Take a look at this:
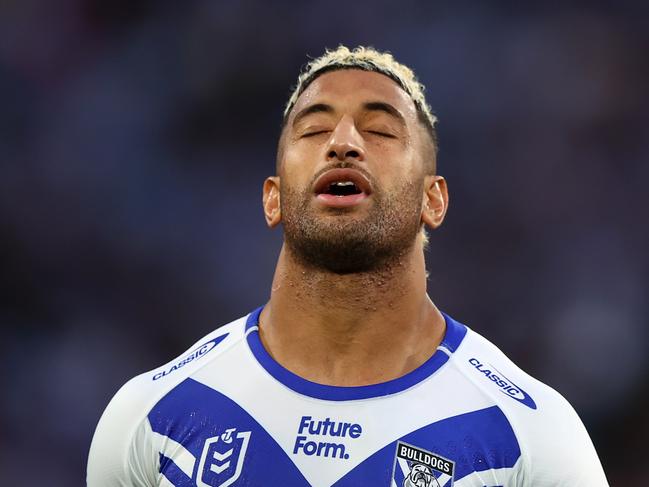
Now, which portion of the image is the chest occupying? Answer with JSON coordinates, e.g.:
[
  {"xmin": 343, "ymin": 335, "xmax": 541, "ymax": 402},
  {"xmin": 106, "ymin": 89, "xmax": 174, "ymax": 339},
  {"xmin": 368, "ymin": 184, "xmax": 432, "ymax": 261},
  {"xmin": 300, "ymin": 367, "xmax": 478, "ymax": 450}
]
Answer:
[{"xmin": 147, "ymin": 378, "xmax": 520, "ymax": 487}]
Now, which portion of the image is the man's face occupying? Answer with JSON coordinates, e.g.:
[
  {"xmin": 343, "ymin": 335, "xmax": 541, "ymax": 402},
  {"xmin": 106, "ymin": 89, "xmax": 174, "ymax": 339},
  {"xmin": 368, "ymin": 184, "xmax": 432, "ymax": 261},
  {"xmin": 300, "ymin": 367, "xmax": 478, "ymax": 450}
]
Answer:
[{"xmin": 271, "ymin": 69, "xmax": 436, "ymax": 274}]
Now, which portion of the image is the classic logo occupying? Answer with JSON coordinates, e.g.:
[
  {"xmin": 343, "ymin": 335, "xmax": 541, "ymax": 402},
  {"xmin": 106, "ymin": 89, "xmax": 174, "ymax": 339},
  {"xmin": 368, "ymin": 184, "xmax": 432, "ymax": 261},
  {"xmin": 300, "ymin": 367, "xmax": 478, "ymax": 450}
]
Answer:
[
  {"xmin": 468, "ymin": 358, "xmax": 537, "ymax": 409},
  {"xmin": 152, "ymin": 334, "xmax": 228, "ymax": 381},
  {"xmin": 197, "ymin": 427, "xmax": 251, "ymax": 487},
  {"xmin": 392, "ymin": 441, "xmax": 455, "ymax": 487}
]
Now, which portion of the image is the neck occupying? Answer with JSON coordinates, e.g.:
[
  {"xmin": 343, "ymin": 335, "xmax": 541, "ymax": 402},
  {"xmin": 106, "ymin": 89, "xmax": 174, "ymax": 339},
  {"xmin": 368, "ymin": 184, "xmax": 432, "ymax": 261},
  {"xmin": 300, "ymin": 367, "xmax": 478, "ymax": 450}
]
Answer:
[{"xmin": 258, "ymin": 242, "xmax": 446, "ymax": 386}]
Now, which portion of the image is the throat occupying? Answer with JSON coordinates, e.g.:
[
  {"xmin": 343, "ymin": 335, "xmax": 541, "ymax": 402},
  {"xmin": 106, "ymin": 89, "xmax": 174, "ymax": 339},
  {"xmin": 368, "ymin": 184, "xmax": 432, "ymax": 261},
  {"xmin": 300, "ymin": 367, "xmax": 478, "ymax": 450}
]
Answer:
[
  {"xmin": 292, "ymin": 257, "xmax": 407, "ymax": 312},
  {"xmin": 273, "ymin": 242, "xmax": 424, "ymax": 323},
  {"xmin": 260, "ymin": 245, "xmax": 440, "ymax": 387},
  {"xmin": 258, "ymin": 299, "xmax": 443, "ymax": 387}
]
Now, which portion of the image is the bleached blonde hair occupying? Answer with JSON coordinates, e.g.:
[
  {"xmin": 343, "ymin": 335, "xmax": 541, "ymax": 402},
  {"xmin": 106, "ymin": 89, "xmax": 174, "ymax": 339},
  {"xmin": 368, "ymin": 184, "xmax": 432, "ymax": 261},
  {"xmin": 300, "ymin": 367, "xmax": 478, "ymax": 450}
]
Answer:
[{"xmin": 283, "ymin": 45, "xmax": 438, "ymax": 153}]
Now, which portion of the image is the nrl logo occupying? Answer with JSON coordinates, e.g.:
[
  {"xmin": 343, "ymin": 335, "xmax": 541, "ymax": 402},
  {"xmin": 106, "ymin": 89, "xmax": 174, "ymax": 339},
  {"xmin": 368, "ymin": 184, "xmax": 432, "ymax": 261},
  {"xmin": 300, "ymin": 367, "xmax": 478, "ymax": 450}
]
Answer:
[
  {"xmin": 197, "ymin": 427, "xmax": 252, "ymax": 487},
  {"xmin": 392, "ymin": 441, "xmax": 455, "ymax": 487}
]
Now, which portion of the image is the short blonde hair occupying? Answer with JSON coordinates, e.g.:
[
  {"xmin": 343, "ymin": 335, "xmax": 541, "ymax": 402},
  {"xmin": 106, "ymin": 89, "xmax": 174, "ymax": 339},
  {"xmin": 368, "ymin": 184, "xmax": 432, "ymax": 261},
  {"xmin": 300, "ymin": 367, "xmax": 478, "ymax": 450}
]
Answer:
[{"xmin": 283, "ymin": 45, "xmax": 438, "ymax": 152}]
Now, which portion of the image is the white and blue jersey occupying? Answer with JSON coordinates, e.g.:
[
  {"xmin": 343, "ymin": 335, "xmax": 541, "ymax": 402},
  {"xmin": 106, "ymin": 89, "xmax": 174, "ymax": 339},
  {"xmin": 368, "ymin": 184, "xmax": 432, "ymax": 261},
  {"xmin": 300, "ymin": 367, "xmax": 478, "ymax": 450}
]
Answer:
[{"xmin": 87, "ymin": 307, "xmax": 608, "ymax": 486}]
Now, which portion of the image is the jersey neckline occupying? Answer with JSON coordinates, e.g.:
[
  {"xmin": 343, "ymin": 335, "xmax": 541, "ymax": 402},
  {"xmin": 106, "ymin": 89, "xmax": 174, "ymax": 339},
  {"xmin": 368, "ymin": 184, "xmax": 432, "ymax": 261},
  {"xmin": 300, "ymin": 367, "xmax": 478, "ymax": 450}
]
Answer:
[{"xmin": 244, "ymin": 306, "xmax": 467, "ymax": 401}]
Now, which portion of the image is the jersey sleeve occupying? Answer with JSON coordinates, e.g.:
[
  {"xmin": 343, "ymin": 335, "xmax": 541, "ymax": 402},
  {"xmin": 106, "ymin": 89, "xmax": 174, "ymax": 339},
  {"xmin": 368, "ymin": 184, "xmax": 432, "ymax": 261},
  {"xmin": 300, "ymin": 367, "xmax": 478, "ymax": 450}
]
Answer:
[
  {"xmin": 87, "ymin": 376, "xmax": 158, "ymax": 486},
  {"xmin": 452, "ymin": 327, "xmax": 609, "ymax": 487},
  {"xmin": 515, "ymin": 384, "xmax": 609, "ymax": 486},
  {"xmin": 86, "ymin": 324, "xmax": 240, "ymax": 486}
]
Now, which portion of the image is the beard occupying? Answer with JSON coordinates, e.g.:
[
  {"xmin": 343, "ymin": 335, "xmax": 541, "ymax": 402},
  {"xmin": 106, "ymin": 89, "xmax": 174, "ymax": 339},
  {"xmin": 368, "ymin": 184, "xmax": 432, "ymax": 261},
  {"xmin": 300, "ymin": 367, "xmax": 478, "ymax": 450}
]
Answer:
[{"xmin": 280, "ymin": 173, "xmax": 424, "ymax": 274}]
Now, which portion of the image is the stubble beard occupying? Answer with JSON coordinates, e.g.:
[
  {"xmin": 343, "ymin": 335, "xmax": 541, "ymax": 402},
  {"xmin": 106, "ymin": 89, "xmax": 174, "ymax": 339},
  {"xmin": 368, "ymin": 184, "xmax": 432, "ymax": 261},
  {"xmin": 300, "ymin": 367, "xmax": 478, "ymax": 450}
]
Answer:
[{"xmin": 281, "ymin": 178, "xmax": 424, "ymax": 275}]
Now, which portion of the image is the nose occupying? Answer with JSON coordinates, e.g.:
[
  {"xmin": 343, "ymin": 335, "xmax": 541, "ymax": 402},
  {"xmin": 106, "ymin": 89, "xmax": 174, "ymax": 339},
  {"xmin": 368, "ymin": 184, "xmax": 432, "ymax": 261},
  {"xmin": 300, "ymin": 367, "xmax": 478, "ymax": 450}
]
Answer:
[{"xmin": 325, "ymin": 115, "xmax": 365, "ymax": 162}]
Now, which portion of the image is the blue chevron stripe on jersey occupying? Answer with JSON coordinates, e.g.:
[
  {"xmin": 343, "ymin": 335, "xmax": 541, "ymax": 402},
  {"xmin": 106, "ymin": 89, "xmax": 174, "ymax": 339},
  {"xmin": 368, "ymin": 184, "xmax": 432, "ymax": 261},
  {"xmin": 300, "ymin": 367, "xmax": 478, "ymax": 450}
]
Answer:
[
  {"xmin": 148, "ymin": 378, "xmax": 311, "ymax": 486},
  {"xmin": 148, "ymin": 377, "xmax": 520, "ymax": 486},
  {"xmin": 333, "ymin": 406, "xmax": 520, "ymax": 485}
]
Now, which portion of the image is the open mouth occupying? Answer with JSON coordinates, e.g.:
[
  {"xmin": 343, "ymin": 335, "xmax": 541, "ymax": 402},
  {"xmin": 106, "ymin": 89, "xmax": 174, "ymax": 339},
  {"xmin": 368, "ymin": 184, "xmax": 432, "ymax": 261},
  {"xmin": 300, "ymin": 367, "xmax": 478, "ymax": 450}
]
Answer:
[
  {"xmin": 323, "ymin": 181, "xmax": 363, "ymax": 196},
  {"xmin": 313, "ymin": 168, "xmax": 372, "ymax": 208}
]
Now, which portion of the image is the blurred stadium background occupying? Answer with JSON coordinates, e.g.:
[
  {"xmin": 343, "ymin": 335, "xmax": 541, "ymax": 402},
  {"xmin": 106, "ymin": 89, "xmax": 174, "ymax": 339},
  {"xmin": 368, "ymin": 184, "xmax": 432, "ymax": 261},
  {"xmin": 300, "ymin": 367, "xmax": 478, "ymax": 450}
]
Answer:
[{"xmin": 1, "ymin": 1, "xmax": 647, "ymax": 485}]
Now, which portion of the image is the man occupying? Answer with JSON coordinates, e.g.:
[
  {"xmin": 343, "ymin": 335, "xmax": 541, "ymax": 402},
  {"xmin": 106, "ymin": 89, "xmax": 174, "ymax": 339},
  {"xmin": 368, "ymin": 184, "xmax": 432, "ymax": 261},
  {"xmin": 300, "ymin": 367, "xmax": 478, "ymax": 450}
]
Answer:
[{"xmin": 87, "ymin": 46, "xmax": 608, "ymax": 486}]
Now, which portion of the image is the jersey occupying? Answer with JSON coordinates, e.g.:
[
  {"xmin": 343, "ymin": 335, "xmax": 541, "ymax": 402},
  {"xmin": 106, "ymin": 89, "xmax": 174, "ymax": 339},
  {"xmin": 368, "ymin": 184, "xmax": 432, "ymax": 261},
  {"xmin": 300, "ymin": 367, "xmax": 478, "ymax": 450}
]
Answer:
[{"xmin": 87, "ymin": 307, "xmax": 608, "ymax": 487}]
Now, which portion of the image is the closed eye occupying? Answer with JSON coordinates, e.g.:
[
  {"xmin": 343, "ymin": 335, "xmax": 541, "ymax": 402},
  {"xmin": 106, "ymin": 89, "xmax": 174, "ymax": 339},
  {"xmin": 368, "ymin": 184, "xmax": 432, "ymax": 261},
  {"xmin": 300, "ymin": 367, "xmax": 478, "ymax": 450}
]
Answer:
[
  {"xmin": 366, "ymin": 130, "xmax": 397, "ymax": 138},
  {"xmin": 302, "ymin": 130, "xmax": 330, "ymax": 138}
]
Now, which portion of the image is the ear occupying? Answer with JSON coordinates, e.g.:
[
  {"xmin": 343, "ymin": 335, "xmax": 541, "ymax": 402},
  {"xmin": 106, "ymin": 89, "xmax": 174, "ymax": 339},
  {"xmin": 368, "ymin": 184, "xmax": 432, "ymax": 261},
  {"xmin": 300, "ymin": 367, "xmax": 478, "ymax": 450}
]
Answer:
[
  {"xmin": 421, "ymin": 175, "xmax": 448, "ymax": 230},
  {"xmin": 263, "ymin": 176, "xmax": 281, "ymax": 228}
]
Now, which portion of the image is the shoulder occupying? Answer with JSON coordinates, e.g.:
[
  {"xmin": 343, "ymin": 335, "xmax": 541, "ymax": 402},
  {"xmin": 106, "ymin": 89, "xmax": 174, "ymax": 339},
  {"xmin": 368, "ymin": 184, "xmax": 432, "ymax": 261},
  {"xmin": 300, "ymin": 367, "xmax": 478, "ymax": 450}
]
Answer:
[
  {"xmin": 104, "ymin": 312, "xmax": 248, "ymax": 421},
  {"xmin": 86, "ymin": 311, "xmax": 252, "ymax": 486},
  {"xmin": 148, "ymin": 315, "xmax": 247, "ymax": 383},
  {"xmin": 446, "ymin": 314, "xmax": 609, "ymax": 486},
  {"xmin": 450, "ymin": 321, "xmax": 550, "ymax": 412}
]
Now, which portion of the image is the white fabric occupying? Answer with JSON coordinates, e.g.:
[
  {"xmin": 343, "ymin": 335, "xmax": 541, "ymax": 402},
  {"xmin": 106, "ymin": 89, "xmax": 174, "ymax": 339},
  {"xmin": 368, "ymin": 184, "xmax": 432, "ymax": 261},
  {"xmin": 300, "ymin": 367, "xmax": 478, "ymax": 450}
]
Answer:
[{"xmin": 87, "ymin": 311, "xmax": 608, "ymax": 486}]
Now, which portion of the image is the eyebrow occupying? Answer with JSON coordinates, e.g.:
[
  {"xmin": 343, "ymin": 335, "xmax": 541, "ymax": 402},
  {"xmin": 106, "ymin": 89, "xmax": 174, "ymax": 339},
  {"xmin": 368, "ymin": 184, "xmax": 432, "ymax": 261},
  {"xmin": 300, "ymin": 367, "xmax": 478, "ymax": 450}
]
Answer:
[
  {"xmin": 362, "ymin": 101, "xmax": 407, "ymax": 127},
  {"xmin": 292, "ymin": 103, "xmax": 334, "ymax": 127},
  {"xmin": 292, "ymin": 101, "xmax": 407, "ymax": 127}
]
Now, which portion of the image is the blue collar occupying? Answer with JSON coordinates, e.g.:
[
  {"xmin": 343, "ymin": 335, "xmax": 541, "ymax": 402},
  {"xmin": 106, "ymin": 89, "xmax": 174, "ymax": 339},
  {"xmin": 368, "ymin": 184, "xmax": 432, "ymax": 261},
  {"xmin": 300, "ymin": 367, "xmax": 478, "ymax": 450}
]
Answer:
[{"xmin": 245, "ymin": 306, "xmax": 467, "ymax": 401}]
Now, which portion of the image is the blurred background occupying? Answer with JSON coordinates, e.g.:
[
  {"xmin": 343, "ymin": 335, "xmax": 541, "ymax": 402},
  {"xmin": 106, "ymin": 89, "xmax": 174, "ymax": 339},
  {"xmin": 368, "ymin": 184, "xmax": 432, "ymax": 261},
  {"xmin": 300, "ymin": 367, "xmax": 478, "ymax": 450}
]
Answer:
[{"xmin": 1, "ymin": 0, "xmax": 647, "ymax": 485}]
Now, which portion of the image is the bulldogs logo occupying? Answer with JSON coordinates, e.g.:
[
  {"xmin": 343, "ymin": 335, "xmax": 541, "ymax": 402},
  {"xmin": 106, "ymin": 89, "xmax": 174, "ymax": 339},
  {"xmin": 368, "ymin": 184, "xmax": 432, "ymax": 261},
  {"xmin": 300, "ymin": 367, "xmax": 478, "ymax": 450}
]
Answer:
[
  {"xmin": 197, "ymin": 427, "xmax": 251, "ymax": 487},
  {"xmin": 404, "ymin": 463, "xmax": 438, "ymax": 487},
  {"xmin": 392, "ymin": 441, "xmax": 455, "ymax": 487}
]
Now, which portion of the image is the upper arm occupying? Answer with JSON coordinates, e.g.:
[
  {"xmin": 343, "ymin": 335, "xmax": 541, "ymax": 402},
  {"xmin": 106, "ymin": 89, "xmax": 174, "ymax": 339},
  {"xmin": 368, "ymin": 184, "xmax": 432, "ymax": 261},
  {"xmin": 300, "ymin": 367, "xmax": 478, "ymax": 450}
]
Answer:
[
  {"xmin": 87, "ymin": 380, "xmax": 157, "ymax": 486},
  {"xmin": 516, "ymin": 390, "xmax": 608, "ymax": 486}
]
